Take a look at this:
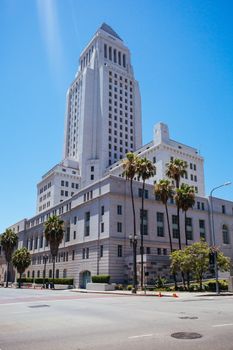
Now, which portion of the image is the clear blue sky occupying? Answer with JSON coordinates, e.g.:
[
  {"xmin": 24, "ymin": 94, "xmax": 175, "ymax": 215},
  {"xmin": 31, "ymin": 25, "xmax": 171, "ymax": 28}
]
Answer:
[{"xmin": 1, "ymin": 0, "xmax": 233, "ymax": 232}]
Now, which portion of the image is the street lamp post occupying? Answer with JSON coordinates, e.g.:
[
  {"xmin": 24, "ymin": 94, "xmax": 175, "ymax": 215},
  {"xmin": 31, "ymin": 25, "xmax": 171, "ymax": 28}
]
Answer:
[
  {"xmin": 129, "ymin": 234, "xmax": 138, "ymax": 294},
  {"xmin": 43, "ymin": 255, "xmax": 48, "ymax": 288},
  {"xmin": 209, "ymin": 182, "xmax": 231, "ymax": 295}
]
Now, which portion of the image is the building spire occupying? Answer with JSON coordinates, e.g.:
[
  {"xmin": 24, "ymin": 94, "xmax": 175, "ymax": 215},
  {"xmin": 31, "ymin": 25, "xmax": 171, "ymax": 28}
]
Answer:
[{"xmin": 99, "ymin": 23, "xmax": 123, "ymax": 41}]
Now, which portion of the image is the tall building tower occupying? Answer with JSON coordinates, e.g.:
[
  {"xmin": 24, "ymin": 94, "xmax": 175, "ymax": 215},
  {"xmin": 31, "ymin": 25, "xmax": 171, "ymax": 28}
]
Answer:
[
  {"xmin": 63, "ymin": 23, "xmax": 142, "ymax": 187},
  {"xmin": 36, "ymin": 23, "xmax": 142, "ymax": 213}
]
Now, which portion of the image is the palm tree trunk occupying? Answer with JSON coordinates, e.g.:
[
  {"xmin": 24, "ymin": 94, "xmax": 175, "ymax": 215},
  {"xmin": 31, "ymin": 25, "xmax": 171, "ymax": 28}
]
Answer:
[
  {"xmin": 185, "ymin": 211, "xmax": 188, "ymax": 246},
  {"xmin": 177, "ymin": 206, "xmax": 181, "ymax": 250},
  {"xmin": 6, "ymin": 262, "xmax": 9, "ymax": 288},
  {"xmin": 165, "ymin": 203, "xmax": 173, "ymax": 253},
  {"xmin": 165, "ymin": 203, "xmax": 177, "ymax": 289},
  {"xmin": 130, "ymin": 179, "xmax": 137, "ymax": 294},
  {"xmin": 19, "ymin": 272, "xmax": 22, "ymax": 288},
  {"xmin": 140, "ymin": 180, "xmax": 145, "ymax": 290},
  {"xmin": 52, "ymin": 257, "xmax": 55, "ymax": 289}
]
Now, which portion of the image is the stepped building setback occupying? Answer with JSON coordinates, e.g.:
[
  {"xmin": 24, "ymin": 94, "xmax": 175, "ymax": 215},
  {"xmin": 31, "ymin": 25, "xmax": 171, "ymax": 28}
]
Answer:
[{"xmin": 1, "ymin": 24, "xmax": 232, "ymax": 287}]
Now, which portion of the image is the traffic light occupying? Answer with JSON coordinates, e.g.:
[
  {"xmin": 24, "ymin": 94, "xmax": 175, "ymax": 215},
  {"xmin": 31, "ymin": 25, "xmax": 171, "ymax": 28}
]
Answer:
[{"xmin": 209, "ymin": 252, "xmax": 215, "ymax": 265}]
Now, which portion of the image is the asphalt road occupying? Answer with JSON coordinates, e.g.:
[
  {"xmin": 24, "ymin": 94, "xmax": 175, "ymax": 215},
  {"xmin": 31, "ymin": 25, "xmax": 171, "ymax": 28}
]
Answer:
[{"xmin": 0, "ymin": 288, "xmax": 233, "ymax": 350}]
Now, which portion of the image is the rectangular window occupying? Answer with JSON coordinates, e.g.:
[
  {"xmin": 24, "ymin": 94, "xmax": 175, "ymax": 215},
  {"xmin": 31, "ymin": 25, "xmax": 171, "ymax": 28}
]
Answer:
[
  {"xmin": 138, "ymin": 188, "xmax": 149, "ymax": 199},
  {"xmin": 157, "ymin": 248, "xmax": 161, "ymax": 255},
  {"xmin": 40, "ymin": 236, "xmax": 43, "ymax": 248},
  {"xmin": 101, "ymin": 222, "xmax": 104, "ymax": 233},
  {"xmin": 82, "ymin": 248, "xmax": 85, "ymax": 259},
  {"xmin": 201, "ymin": 203, "xmax": 205, "ymax": 211},
  {"xmin": 199, "ymin": 220, "xmax": 205, "ymax": 239},
  {"xmin": 73, "ymin": 230, "xmax": 76, "ymax": 240},
  {"xmin": 85, "ymin": 212, "xmax": 90, "ymax": 236},
  {"xmin": 117, "ymin": 245, "xmax": 122, "ymax": 257},
  {"xmin": 72, "ymin": 250, "xmax": 75, "ymax": 260},
  {"xmin": 74, "ymin": 216, "xmax": 77, "ymax": 225},
  {"xmin": 222, "ymin": 205, "xmax": 226, "ymax": 214},
  {"xmin": 157, "ymin": 212, "xmax": 164, "ymax": 237},
  {"xmin": 172, "ymin": 215, "xmax": 179, "ymax": 239},
  {"xmin": 117, "ymin": 222, "xmax": 122, "ymax": 233},
  {"xmin": 123, "ymin": 53, "xmax": 126, "ymax": 67},
  {"xmin": 185, "ymin": 217, "xmax": 193, "ymax": 241},
  {"xmin": 100, "ymin": 245, "xmax": 103, "ymax": 258},
  {"xmin": 65, "ymin": 227, "xmax": 70, "ymax": 242},
  {"xmin": 101, "ymin": 206, "xmax": 104, "ymax": 216},
  {"xmin": 146, "ymin": 247, "xmax": 151, "ymax": 254},
  {"xmin": 86, "ymin": 247, "xmax": 89, "ymax": 259},
  {"xmin": 140, "ymin": 209, "xmax": 148, "ymax": 235},
  {"xmin": 117, "ymin": 205, "xmax": 122, "ymax": 215},
  {"xmin": 163, "ymin": 248, "xmax": 167, "ymax": 255},
  {"xmin": 104, "ymin": 44, "xmax": 107, "ymax": 58}
]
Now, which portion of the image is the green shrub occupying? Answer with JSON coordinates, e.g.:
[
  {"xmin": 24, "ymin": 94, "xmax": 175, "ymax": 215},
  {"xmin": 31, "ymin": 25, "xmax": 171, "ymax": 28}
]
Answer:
[
  {"xmin": 203, "ymin": 279, "xmax": 228, "ymax": 292},
  {"xmin": 17, "ymin": 278, "xmax": 73, "ymax": 285},
  {"xmin": 92, "ymin": 275, "xmax": 110, "ymax": 284},
  {"xmin": 115, "ymin": 284, "xmax": 123, "ymax": 290},
  {"xmin": 127, "ymin": 284, "xmax": 132, "ymax": 291}
]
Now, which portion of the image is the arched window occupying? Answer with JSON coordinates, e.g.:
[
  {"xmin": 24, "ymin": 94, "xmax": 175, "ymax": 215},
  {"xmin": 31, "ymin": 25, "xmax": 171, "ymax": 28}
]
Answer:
[
  {"xmin": 56, "ymin": 269, "xmax": 59, "ymax": 278},
  {"xmin": 49, "ymin": 269, "xmax": 52, "ymax": 278},
  {"xmin": 222, "ymin": 225, "xmax": 230, "ymax": 244},
  {"xmin": 27, "ymin": 271, "xmax": 30, "ymax": 278},
  {"xmin": 63, "ymin": 269, "xmax": 67, "ymax": 278},
  {"xmin": 32, "ymin": 270, "xmax": 35, "ymax": 278},
  {"xmin": 37, "ymin": 270, "xmax": 40, "ymax": 278}
]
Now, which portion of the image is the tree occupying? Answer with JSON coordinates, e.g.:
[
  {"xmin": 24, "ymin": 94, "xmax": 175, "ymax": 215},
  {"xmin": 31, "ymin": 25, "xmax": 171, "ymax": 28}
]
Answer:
[
  {"xmin": 216, "ymin": 250, "xmax": 231, "ymax": 272},
  {"xmin": 44, "ymin": 215, "xmax": 64, "ymax": 287},
  {"xmin": 154, "ymin": 179, "xmax": 174, "ymax": 253},
  {"xmin": 122, "ymin": 152, "xmax": 140, "ymax": 293},
  {"xmin": 175, "ymin": 184, "xmax": 195, "ymax": 246},
  {"xmin": 186, "ymin": 241, "xmax": 210, "ymax": 291},
  {"xmin": 137, "ymin": 157, "xmax": 155, "ymax": 289},
  {"xmin": 1, "ymin": 229, "xmax": 18, "ymax": 287},
  {"xmin": 12, "ymin": 247, "xmax": 31, "ymax": 288},
  {"xmin": 170, "ymin": 249, "xmax": 192, "ymax": 289},
  {"xmin": 166, "ymin": 159, "xmax": 188, "ymax": 249}
]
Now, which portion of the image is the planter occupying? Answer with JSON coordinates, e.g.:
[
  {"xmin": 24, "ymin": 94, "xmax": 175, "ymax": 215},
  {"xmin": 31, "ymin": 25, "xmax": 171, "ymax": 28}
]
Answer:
[{"xmin": 86, "ymin": 283, "xmax": 116, "ymax": 291}]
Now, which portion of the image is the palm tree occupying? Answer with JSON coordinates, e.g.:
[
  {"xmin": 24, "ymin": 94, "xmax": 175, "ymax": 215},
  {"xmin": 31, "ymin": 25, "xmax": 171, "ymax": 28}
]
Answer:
[
  {"xmin": 154, "ymin": 179, "xmax": 174, "ymax": 253},
  {"xmin": 44, "ymin": 215, "xmax": 64, "ymax": 287},
  {"xmin": 122, "ymin": 152, "xmax": 140, "ymax": 293},
  {"xmin": 166, "ymin": 158, "xmax": 188, "ymax": 189},
  {"xmin": 1, "ymin": 229, "xmax": 18, "ymax": 287},
  {"xmin": 166, "ymin": 158, "xmax": 188, "ymax": 249},
  {"xmin": 176, "ymin": 184, "xmax": 195, "ymax": 246},
  {"xmin": 154, "ymin": 179, "xmax": 178, "ymax": 289},
  {"xmin": 12, "ymin": 247, "xmax": 31, "ymax": 288},
  {"xmin": 137, "ymin": 157, "xmax": 155, "ymax": 289}
]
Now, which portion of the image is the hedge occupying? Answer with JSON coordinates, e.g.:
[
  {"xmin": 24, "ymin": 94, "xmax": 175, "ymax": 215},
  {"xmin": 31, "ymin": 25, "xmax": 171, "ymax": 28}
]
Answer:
[
  {"xmin": 17, "ymin": 278, "xmax": 74, "ymax": 285},
  {"xmin": 92, "ymin": 275, "xmax": 110, "ymax": 283}
]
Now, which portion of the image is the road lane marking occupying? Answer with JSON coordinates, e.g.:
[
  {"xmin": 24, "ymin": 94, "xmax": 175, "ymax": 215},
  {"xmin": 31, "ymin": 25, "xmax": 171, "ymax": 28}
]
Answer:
[
  {"xmin": 212, "ymin": 323, "xmax": 233, "ymax": 327},
  {"xmin": 128, "ymin": 334, "xmax": 153, "ymax": 339}
]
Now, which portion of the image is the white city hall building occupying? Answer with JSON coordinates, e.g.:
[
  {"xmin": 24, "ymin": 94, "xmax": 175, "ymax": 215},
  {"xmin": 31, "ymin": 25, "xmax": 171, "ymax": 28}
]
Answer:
[{"xmin": 1, "ymin": 24, "xmax": 233, "ymax": 287}]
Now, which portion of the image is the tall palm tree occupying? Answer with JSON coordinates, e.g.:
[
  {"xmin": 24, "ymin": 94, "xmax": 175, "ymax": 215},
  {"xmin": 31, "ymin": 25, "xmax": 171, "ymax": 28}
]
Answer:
[
  {"xmin": 137, "ymin": 157, "xmax": 155, "ymax": 289},
  {"xmin": 166, "ymin": 158, "xmax": 187, "ymax": 249},
  {"xmin": 1, "ymin": 229, "xmax": 18, "ymax": 287},
  {"xmin": 154, "ymin": 179, "xmax": 178, "ymax": 289},
  {"xmin": 122, "ymin": 152, "xmax": 140, "ymax": 293},
  {"xmin": 176, "ymin": 184, "xmax": 195, "ymax": 246},
  {"xmin": 154, "ymin": 179, "xmax": 174, "ymax": 253},
  {"xmin": 12, "ymin": 247, "xmax": 31, "ymax": 288},
  {"xmin": 44, "ymin": 215, "xmax": 64, "ymax": 287},
  {"xmin": 166, "ymin": 158, "xmax": 188, "ymax": 189}
]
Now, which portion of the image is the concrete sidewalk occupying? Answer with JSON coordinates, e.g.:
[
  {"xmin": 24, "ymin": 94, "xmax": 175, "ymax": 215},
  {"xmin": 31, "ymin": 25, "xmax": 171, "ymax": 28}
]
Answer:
[{"xmin": 71, "ymin": 288, "xmax": 233, "ymax": 298}]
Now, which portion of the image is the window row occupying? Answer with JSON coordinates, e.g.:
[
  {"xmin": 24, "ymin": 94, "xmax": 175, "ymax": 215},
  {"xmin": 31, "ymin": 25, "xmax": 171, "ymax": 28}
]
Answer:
[{"xmin": 104, "ymin": 44, "xmax": 126, "ymax": 67}]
